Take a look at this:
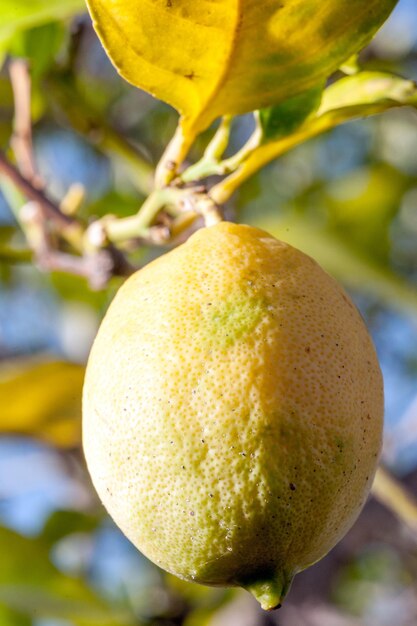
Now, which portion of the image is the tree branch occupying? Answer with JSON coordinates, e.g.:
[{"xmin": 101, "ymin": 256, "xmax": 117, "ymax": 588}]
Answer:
[
  {"xmin": 9, "ymin": 59, "xmax": 40, "ymax": 184},
  {"xmin": 0, "ymin": 151, "xmax": 134, "ymax": 285},
  {"xmin": 0, "ymin": 150, "xmax": 79, "ymax": 232}
]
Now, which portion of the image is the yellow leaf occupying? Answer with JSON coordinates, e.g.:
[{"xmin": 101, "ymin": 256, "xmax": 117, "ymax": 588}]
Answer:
[
  {"xmin": 0, "ymin": 359, "xmax": 84, "ymax": 448},
  {"xmin": 86, "ymin": 0, "xmax": 397, "ymax": 135}
]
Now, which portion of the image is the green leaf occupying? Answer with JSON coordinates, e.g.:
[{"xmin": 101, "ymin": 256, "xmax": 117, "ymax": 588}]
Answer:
[
  {"xmin": 259, "ymin": 83, "xmax": 324, "ymax": 142},
  {"xmin": 0, "ymin": 359, "xmax": 85, "ymax": 448},
  {"xmin": 318, "ymin": 71, "xmax": 417, "ymax": 117},
  {"xmin": 0, "ymin": 226, "xmax": 16, "ymax": 246},
  {"xmin": 0, "ymin": 605, "xmax": 30, "ymax": 626},
  {"xmin": 41, "ymin": 510, "xmax": 101, "ymax": 545},
  {"xmin": 9, "ymin": 22, "xmax": 66, "ymax": 80},
  {"xmin": 0, "ymin": 0, "xmax": 84, "ymax": 53},
  {"xmin": 0, "ymin": 229, "xmax": 32, "ymax": 265},
  {"xmin": 0, "ymin": 525, "xmax": 134, "ymax": 625},
  {"xmin": 0, "ymin": 247, "xmax": 32, "ymax": 264},
  {"xmin": 323, "ymin": 163, "xmax": 405, "ymax": 264},
  {"xmin": 86, "ymin": 0, "xmax": 397, "ymax": 134},
  {"xmin": 221, "ymin": 71, "xmax": 417, "ymax": 202}
]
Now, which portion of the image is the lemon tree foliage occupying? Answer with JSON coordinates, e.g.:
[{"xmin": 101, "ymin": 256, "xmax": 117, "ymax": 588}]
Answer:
[
  {"xmin": 83, "ymin": 223, "xmax": 383, "ymax": 610},
  {"xmin": 0, "ymin": 525, "xmax": 134, "ymax": 626},
  {"xmin": 0, "ymin": 360, "xmax": 84, "ymax": 448},
  {"xmin": 0, "ymin": 605, "xmax": 30, "ymax": 626},
  {"xmin": 85, "ymin": 0, "xmax": 397, "ymax": 136},
  {"xmin": 258, "ymin": 83, "xmax": 325, "ymax": 142},
  {"xmin": 0, "ymin": 0, "xmax": 84, "ymax": 54},
  {"xmin": 214, "ymin": 72, "xmax": 417, "ymax": 205},
  {"xmin": 259, "ymin": 72, "xmax": 417, "ymax": 145},
  {"xmin": 318, "ymin": 71, "xmax": 417, "ymax": 116},
  {"xmin": 0, "ymin": 227, "xmax": 31, "ymax": 264},
  {"xmin": 9, "ymin": 22, "xmax": 67, "ymax": 81}
]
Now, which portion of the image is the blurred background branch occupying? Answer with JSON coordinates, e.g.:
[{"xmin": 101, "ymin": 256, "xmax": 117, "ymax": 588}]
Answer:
[
  {"xmin": 373, "ymin": 467, "xmax": 417, "ymax": 534},
  {"xmin": 9, "ymin": 58, "xmax": 40, "ymax": 184},
  {"xmin": 47, "ymin": 74, "xmax": 155, "ymax": 195}
]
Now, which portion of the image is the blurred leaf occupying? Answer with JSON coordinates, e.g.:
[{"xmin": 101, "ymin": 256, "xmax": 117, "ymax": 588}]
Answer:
[
  {"xmin": 9, "ymin": 22, "xmax": 66, "ymax": 80},
  {"xmin": 0, "ymin": 177, "xmax": 28, "ymax": 223},
  {"xmin": 0, "ymin": 226, "xmax": 15, "ymax": 245},
  {"xmin": 184, "ymin": 609, "xmax": 223, "ymax": 626},
  {"xmin": 333, "ymin": 544, "xmax": 410, "ymax": 616},
  {"xmin": 322, "ymin": 163, "xmax": 405, "ymax": 264},
  {"xmin": 46, "ymin": 76, "xmax": 154, "ymax": 196},
  {"xmin": 0, "ymin": 0, "xmax": 84, "ymax": 53},
  {"xmin": 42, "ymin": 510, "xmax": 101, "ymax": 545},
  {"xmin": 0, "ymin": 525, "xmax": 134, "ymax": 625},
  {"xmin": 253, "ymin": 213, "xmax": 417, "ymax": 316},
  {"xmin": 86, "ymin": 0, "xmax": 396, "ymax": 133},
  {"xmin": 0, "ymin": 247, "xmax": 32, "ymax": 264},
  {"xmin": 50, "ymin": 272, "xmax": 114, "ymax": 311},
  {"xmin": 259, "ymin": 83, "xmax": 324, "ymax": 142},
  {"xmin": 86, "ymin": 188, "xmax": 143, "ymax": 220},
  {"xmin": 0, "ymin": 226, "xmax": 32, "ymax": 266},
  {"xmin": 0, "ymin": 359, "xmax": 85, "ymax": 448},
  {"xmin": 372, "ymin": 467, "xmax": 417, "ymax": 535},
  {"xmin": 0, "ymin": 605, "xmax": 30, "ymax": 626}
]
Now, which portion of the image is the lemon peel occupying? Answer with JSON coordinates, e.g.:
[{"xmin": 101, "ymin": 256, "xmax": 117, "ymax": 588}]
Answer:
[{"xmin": 83, "ymin": 222, "xmax": 383, "ymax": 610}]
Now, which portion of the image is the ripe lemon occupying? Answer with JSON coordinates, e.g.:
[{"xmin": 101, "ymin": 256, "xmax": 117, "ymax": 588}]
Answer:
[{"xmin": 83, "ymin": 222, "xmax": 383, "ymax": 610}]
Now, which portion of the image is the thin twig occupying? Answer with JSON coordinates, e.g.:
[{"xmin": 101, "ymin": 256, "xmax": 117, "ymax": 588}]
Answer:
[
  {"xmin": 154, "ymin": 119, "xmax": 199, "ymax": 188},
  {"xmin": 1, "ymin": 58, "xmax": 135, "ymax": 286},
  {"xmin": 98, "ymin": 186, "xmax": 222, "ymax": 244},
  {"xmin": 210, "ymin": 94, "xmax": 417, "ymax": 205},
  {"xmin": 0, "ymin": 151, "xmax": 78, "ymax": 231},
  {"xmin": 7, "ymin": 59, "xmax": 77, "ymax": 236},
  {"xmin": 0, "ymin": 152, "xmax": 134, "ymax": 285},
  {"xmin": 9, "ymin": 59, "xmax": 40, "ymax": 184}
]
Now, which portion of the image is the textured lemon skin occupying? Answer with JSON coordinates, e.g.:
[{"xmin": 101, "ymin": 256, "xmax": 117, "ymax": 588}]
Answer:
[{"xmin": 83, "ymin": 222, "xmax": 383, "ymax": 602}]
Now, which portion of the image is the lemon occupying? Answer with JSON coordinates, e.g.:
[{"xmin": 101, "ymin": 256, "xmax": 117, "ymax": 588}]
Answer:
[{"xmin": 83, "ymin": 222, "xmax": 383, "ymax": 610}]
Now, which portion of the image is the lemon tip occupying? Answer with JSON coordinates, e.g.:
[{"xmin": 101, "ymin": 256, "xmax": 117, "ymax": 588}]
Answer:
[{"xmin": 241, "ymin": 570, "xmax": 294, "ymax": 611}]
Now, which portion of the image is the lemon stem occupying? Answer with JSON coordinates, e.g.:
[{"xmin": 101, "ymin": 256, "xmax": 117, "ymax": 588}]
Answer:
[{"xmin": 242, "ymin": 571, "xmax": 294, "ymax": 611}]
